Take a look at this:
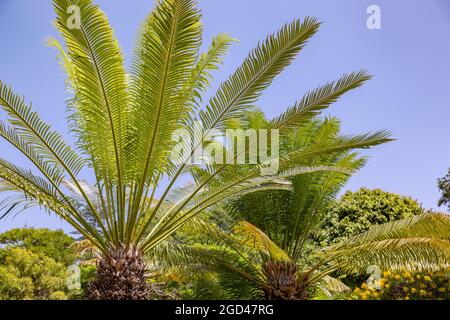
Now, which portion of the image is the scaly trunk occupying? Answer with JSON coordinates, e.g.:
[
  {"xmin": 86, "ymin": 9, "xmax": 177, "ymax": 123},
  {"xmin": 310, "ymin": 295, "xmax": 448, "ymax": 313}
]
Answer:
[
  {"xmin": 262, "ymin": 260, "xmax": 309, "ymax": 300},
  {"xmin": 88, "ymin": 245, "xmax": 151, "ymax": 300}
]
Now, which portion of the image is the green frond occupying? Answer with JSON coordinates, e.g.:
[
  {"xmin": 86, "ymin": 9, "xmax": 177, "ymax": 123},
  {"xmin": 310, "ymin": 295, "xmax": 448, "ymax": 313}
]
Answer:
[
  {"xmin": 0, "ymin": 81, "xmax": 84, "ymax": 178},
  {"xmin": 189, "ymin": 33, "xmax": 237, "ymax": 107},
  {"xmin": 270, "ymin": 71, "xmax": 371, "ymax": 132},
  {"xmin": 53, "ymin": 0, "xmax": 129, "ymax": 182},
  {"xmin": 0, "ymin": 157, "xmax": 108, "ymax": 250},
  {"xmin": 234, "ymin": 221, "xmax": 290, "ymax": 261},
  {"xmin": 324, "ymin": 213, "xmax": 450, "ymax": 274},
  {"xmin": 319, "ymin": 275, "xmax": 350, "ymax": 293},
  {"xmin": 129, "ymin": 0, "xmax": 202, "ymax": 182},
  {"xmin": 339, "ymin": 211, "xmax": 450, "ymax": 244},
  {"xmin": 0, "ymin": 121, "xmax": 65, "ymax": 185},
  {"xmin": 0, "ymin": 159, "xmax": 78, "ymax": 229},
  {"xmin": 200, "ymin": 17, "xmax": 320, "ymax": 130},
  {"xmin": 0, "ymin": 158, "xmax": 59, "ymax": 209},
  {"xmin": 284, "ymin": 130, "xmax": 393, "ymax": 167},
  {"xmin": 328, "ymin": 237, "xmax": 450, "ymax": 274}
]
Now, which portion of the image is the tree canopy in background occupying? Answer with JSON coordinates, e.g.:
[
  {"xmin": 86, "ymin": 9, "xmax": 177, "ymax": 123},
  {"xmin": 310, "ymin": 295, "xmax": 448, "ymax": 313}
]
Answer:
[
  {"xmin": 0, "ymin": 228, "xmax": 75, "ymax": 300},
  {"xmin": 0, "ymin": 228, "xmax": 77, "ymax": 265},
  {"xmin": 315, "ymin": 188, "xmax": 423, "ymax": 245}
]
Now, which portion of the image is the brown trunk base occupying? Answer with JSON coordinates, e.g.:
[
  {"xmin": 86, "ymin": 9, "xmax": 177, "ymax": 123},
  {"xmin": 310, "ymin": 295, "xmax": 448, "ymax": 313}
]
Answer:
[
  {"xmin": 88, "ymin": 246, "xmax": 151, "ymax": 300},
  {"xmin": 263, "ymin": 260, "xmax": 309, "ymax": 300}
]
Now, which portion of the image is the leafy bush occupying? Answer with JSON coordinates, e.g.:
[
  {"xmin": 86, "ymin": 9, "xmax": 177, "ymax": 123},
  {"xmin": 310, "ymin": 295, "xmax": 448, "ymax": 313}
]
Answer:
[
  {"xmin": 0, "ymin": 247, "xmax": 69, "ymax": 300},
  {"xmin": 316, "ymin": 188, "xmax": 423, "ymax": 245},
  {"xmin": 0, "ymin": 228, "xmax": 77, "ymax": 300},
  {"xmin": 0, "ymin": 228, "xmax": 77, "ymax": 265},
  {"xmin": 353, "ymin": 269, "xmax": 450, "ymax": 300}
]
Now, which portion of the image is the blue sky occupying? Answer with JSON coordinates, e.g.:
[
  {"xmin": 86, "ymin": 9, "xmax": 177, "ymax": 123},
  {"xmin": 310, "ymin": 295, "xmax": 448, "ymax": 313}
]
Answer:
[{"xmin": 0, "ymin": 0, "xmax": 449, "ymax": 232}]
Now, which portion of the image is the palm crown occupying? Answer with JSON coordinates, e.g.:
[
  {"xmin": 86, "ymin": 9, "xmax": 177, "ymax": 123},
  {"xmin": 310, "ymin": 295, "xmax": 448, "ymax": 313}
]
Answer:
[{"xmin": 0, "ymin": 0, "xmax": 392, "ymax": 299}]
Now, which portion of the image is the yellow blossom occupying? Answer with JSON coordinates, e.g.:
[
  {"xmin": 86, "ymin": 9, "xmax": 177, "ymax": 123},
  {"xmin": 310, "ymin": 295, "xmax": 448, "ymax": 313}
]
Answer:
[
  {"xmin": 439, "ymin": 287, "xmax": 446, "ymax": 293},
  {"xmin": 419, "ymin": 290, "xmax": 427, "ymax": 296},
  {"xmin": 383, "ymin": 271, "xmax": 391, "ymax": 277},
  {"xmin": 424, "ymin": 276, "xmax": 432, "ymax": 282},
  {"xmin": 403, "ymin": 287, "xmax": 409, "ymax": 292},
  {"xmin": 411, "ymin": 288, "xmax": 417, "ymax": 293},
  {"xmin": 394, "ymin": 275, "xmax": 401, "ymax": 280},
  {"xmin": 361, "ymin": 283, "xmax": 367, "ymax": 289}
]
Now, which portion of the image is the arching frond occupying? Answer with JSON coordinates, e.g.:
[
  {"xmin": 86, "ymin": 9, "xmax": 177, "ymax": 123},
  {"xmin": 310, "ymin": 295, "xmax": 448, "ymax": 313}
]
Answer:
[
  {"xmin": 189, "ymin": 33, "xmax": 237, "ymax": 107},
  {"xmin": 234, "ymin": 221, "xmax": 290, "ymax": 261},
  {"xmin": 0, "ymin": 121, "xmax": 65, "ymax": 185},
  {"xmin": 0, "ymin": 157, "xmax": 107, "ymax": 250},
  {"xmin": 54, "ymin": 0, "xmax": 129, "ymax": 182},
  {"xmin": 270, "ymin": 71, "xmax": 371, "ymax": 132},
  {"xmin": 322, "ymin": 213, "xmax": 450, "ymax": 274},
  {"xmin": 336, "ymin": 211, "xmax": 450, "ymax": 245},
  {"xmin": 200, "ymin": 18, "xmax": 320, "ymax": 130},
  {"xmin": 328, "ymin": 237, "xmax": 450, "ymax": 274},
  {"xmin": 282, "ymin": 130, "xmax": 393, "ymax": 168},
  {"xmin": 129, "ymin": 0, "xmax": 202, "ymax": 182},
  {"xmin": 0, "ymin": 81, "xmax": 84, "ymax": 178}
]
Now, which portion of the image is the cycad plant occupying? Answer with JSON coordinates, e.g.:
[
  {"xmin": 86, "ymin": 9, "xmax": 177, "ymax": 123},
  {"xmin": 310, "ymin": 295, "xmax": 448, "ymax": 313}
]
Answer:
[
  {"xmin": 159, "ymin": 118, "xmax": 450, "ymax": 300},
  {"xmin": 172, "ymin": 213, "xmax": 450, "ymax": 300},
  {"xmin": 0, "ymin": 0, "xmax": 390, "ymax": 299}
]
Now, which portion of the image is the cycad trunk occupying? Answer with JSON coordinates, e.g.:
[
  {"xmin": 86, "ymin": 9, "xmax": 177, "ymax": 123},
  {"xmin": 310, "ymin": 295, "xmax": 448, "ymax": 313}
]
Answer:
[
  {"xmin": 88, "ymin": 245, "xmax": 151, "ymax": 300},
  {"xmin": 263, "ymin": 260, "xmax": 309, "ymax": 300}
]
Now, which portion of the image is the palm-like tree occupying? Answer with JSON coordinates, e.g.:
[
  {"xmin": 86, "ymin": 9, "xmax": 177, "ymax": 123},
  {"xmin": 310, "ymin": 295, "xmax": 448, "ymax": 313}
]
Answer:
[
  {"xmin": 158, "ymin": 118, "xmax": 450, "ymax": 300},
  {"xmin": 231, "ymin": 116, "xmax": 368, "ymax": 262},
  {"xmin": 171, "ymin": 213, "xmax": 449, "ymax": 300},
  {"xmin": 0, "ymin": 0, "xmax": 391, "ymax": 299}
]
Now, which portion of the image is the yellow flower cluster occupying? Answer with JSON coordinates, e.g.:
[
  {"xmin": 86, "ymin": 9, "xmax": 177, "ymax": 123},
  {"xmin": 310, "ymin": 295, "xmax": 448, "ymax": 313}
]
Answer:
[{"xmin": 353, "ymin": 268, "xmax": 449, "ymax": 300}]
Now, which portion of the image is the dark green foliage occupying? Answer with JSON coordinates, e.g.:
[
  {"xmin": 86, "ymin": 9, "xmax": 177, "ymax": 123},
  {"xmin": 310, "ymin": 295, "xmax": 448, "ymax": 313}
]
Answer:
[
  {"xmin": 0, "ymin": 228, "xmax": 80, "ymax": 300},
  {"xmin": 180, "ymin": 272, "xmax": 234, "ymax": 300},
  {"xmin": 0, "ymin": 228, "xmax": 76, "ymax": 265},
  {"xmin": 437, "ymin": 168, "xmax": 450, "ymax": 211},
  {"xmin": 316, "ymin": 188, "xmax": 423, "ymax": 245},
  {"xmin": 0, "ymin": 247, "xmax": 69, "ymax": 300},
  {"xmin": 231, "ymin": 117, "xmax": 367, "ymax": 261},
  {"xmin": 0, "ymin": 228, "xmax": 78, "ymax": 300}
]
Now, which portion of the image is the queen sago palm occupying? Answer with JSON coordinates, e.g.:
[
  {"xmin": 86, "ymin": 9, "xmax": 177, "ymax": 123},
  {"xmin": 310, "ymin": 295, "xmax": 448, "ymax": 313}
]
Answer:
[{"xmin": 0, "ymin": 0, "xmax": 391, "ymax": 299}]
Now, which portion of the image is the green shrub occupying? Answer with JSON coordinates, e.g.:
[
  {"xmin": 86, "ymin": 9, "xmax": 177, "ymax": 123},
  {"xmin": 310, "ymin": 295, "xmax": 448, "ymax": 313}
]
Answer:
[
  {"xmin": 0, "ymin": 228, "xmax": 76, "ymax": 265},
  {"xmin": 316, "ymin": 188, "xmax": 423, "ymax": 245},
  {"xmin": 0, "ymin": 228, "xmax": 78, "ymax": 300},
  {"xmin": 0, "ymin": 247, "xmax": 69, "ymax": 300}
]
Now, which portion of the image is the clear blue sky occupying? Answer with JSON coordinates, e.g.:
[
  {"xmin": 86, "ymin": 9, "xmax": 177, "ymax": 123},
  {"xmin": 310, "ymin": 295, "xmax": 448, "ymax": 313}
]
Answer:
[{"xmin": 0, "ymin": 0, "xmax": 449, "ymax": 232}]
